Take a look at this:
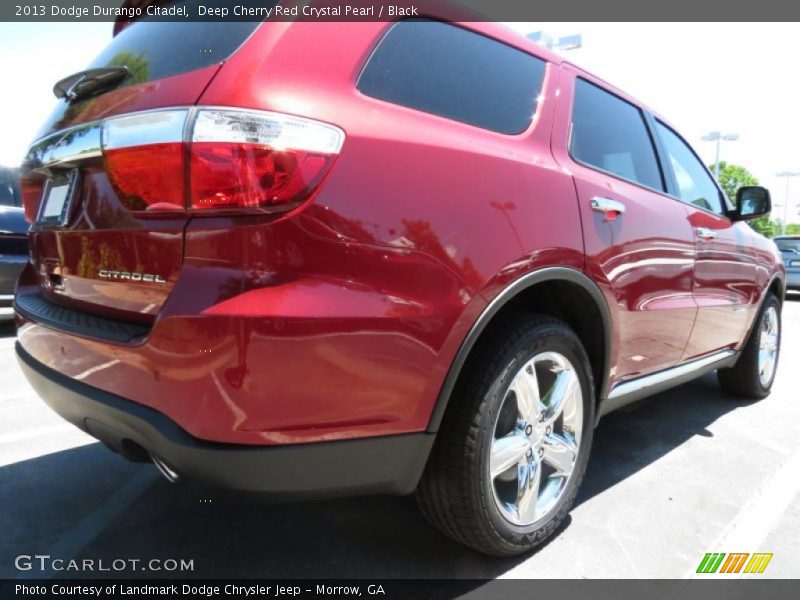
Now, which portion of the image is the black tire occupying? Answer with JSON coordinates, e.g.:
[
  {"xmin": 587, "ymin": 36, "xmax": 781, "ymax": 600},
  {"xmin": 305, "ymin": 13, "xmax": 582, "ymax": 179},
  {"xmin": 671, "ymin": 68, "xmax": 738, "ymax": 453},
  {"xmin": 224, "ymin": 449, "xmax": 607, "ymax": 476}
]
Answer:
[
  {"xmin": 717, "ymin": 293, "xmax": 781, "ymax": 400},
  {"xmin": 415, "ymin": 314, "xmax": 594, "ymax": 557}
]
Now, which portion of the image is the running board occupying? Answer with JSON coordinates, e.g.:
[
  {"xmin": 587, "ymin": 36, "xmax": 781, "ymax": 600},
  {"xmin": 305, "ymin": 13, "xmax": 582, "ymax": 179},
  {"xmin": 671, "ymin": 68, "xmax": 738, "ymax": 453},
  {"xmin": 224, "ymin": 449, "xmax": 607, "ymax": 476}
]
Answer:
[{"xmin": 597, "ymin": 349, "xmax": 738, "ymax": 421}]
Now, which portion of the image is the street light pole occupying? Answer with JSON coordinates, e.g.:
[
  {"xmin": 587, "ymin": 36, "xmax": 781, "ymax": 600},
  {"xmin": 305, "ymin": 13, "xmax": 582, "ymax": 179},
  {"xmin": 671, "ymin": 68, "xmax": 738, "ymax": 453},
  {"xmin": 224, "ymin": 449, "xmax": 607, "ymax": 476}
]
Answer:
[
  {"xmin": 702, "ymin": 131, "xmax": 739, "ymax": 179},
  {"xmin": 776, "ymin": 172, "xmax": 800, "ymax": 235}
]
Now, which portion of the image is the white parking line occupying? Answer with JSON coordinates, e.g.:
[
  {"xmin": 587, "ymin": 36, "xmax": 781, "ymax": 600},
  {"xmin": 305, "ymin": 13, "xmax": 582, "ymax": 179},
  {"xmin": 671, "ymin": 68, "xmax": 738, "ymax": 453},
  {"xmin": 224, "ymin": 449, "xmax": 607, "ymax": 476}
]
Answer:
[
  {"xmin": 0, "ymin": 423, "xmax": 77, "ymax": 445},
  {"xmin": 687, "ymin": 444, "xmax": 800, "ymax": 578}
]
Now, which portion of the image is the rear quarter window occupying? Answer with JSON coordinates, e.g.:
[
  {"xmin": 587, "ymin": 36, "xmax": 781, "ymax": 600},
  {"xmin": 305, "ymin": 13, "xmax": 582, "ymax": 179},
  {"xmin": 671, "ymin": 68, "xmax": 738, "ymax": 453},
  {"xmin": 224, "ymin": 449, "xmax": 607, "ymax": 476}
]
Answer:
[{"xmin": 357, "ymin": 19, "xmax": 547, "ymax": 135}]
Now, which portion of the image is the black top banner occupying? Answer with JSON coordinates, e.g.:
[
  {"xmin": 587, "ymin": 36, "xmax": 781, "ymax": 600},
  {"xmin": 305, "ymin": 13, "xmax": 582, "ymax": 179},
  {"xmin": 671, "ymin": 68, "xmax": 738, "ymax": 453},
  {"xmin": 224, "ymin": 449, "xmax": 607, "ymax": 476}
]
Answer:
[{"xmin": 3, "ymin": 0, "xmax": 800, "ymax": 22}]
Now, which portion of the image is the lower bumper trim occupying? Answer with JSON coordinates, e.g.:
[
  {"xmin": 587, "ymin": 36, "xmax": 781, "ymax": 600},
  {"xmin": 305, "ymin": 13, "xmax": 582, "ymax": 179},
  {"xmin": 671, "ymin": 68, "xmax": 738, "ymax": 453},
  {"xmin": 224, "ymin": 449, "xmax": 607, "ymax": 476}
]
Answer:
[{"xmin": 16, "ymin": 342, "xmax": 434, "ymax": 498}]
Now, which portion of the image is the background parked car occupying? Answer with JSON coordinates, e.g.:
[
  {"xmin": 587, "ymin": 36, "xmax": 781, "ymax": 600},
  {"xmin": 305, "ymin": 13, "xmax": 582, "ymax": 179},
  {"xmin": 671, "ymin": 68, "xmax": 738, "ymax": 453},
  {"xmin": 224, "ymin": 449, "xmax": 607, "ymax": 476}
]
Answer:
[
  {"xmin": 0, "ymin": 166, "xmax": 28, "ymax": 321},
  {"xmin": 774, "ymin": 235, "xmax": 800, "ymax": 291}
]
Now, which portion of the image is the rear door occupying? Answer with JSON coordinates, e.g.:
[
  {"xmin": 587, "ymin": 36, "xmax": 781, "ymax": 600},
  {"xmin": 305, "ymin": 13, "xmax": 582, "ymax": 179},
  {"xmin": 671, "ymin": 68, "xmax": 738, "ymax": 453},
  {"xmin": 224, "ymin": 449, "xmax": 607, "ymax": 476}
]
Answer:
[
  {"xmin": 19, "ymin": 12, "xmax": 261, "ymax": 325},
  {"xmin": 552, "ymin": 67, "xmax": 697, "ymax": 382},
  {"xmin": 651, "ymin": 119, "xmax": 758, "ymax": 356}
]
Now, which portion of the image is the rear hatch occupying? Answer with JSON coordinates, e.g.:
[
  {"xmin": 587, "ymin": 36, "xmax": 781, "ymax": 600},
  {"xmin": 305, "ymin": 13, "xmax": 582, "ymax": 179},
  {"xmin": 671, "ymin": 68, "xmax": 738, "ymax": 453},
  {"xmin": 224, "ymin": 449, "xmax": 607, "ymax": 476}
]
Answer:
[{"xmin": 19, "ymin": 5, "xmax": 260, "ymax": 326}]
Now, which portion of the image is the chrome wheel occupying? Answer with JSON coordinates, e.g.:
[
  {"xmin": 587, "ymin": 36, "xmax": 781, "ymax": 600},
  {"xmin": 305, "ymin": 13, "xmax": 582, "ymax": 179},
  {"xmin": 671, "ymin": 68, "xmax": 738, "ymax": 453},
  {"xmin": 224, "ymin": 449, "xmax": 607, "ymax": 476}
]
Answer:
[
  {"xmin": 489, "ymin": 351, "xmax": 583, "ymax": 527},
  {"xmin": 758, "ymin": 306, "xmax": 779, "ymax": 387}
]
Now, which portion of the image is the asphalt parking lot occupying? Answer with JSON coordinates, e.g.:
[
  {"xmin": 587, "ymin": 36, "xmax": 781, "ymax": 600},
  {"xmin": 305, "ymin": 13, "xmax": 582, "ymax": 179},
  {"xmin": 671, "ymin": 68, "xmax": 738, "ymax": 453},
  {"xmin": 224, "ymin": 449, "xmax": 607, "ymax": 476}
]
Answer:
[{"xmin": 2, "ymin": 295, "xmax": 800, "ymax": 581}]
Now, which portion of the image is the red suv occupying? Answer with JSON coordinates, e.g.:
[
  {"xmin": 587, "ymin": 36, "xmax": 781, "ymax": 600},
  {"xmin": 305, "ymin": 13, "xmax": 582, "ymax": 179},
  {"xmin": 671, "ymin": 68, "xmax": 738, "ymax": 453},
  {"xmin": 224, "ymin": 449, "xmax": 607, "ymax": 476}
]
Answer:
[{"xmin": 15, "ymin": 10, "xmax": 785, "ymax": 556}]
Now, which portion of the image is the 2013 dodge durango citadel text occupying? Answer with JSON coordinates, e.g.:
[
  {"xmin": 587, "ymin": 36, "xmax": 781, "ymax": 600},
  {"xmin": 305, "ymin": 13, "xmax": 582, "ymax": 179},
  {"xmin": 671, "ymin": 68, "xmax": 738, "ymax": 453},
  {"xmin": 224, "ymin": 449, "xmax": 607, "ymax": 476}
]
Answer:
[{"xmin": 14, "ymin": 7, "xmax": 785, "ymax": 556}]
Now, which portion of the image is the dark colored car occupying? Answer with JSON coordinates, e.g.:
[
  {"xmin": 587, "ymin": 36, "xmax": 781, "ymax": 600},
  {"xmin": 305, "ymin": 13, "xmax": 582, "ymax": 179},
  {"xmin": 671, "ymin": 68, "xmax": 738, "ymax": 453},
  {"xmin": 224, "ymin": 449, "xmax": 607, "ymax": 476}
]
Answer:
[
  {"xmin": 0, "ymin": 167, "xmax": 28, "ymax": 321},
  {"xmin": 773, "ymin": 236, "xmax": 800, "ymax": 291},
  {"xmin": 14, "ymin": 7, "xmax": 785, "ymax": 556}
]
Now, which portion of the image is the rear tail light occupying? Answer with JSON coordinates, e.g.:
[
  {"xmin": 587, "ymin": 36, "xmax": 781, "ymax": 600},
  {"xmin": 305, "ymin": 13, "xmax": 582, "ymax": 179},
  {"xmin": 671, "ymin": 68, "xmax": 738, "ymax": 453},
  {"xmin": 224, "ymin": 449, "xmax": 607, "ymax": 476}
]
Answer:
[
  {"xmin": 100, "ymin": 108, "xmax": 345, "ymax": 214},
  {"xmin": 190, "ymin": 109, "xmax": 344, "ymax": 211},
  {"xmin": 103, "ymin": 110, "xmax": 187, "ymax": 212},
  {"xmin": 20, "ymin": 177, "xmax": 45, "ymax": 223}
]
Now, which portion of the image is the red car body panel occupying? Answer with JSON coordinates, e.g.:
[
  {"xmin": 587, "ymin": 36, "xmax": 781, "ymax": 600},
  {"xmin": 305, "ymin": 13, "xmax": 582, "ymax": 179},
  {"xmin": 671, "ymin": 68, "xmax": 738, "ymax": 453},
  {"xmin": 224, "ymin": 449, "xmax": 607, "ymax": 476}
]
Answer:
[
  {"xmin": 15, "ymin": 17, "xmax": 784, "ymax": 460},
  {"xmin": 552, "ymin": 65, "xmax": 698, "ymax": 383}
]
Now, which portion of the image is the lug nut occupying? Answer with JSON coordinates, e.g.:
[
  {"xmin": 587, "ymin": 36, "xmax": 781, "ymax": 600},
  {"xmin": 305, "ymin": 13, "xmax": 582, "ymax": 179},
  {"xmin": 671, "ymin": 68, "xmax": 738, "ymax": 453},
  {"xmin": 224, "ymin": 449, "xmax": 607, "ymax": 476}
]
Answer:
[
  {"xmin": 538, "ymin": 447, "xmax": 544, "ymax": 458},
  {"xmin": 545, "ymin": 426, "xmax": 551, "ymax": 435},
  {"xmin": 525, "ymin": 424, "xmax": 533, "ymax": 436}
]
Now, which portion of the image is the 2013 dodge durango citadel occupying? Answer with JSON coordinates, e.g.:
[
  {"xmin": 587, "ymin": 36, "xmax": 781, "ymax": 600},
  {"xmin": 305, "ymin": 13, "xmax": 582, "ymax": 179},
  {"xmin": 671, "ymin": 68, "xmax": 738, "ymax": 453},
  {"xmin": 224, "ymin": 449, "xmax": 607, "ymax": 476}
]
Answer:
[{"xmin": 14, "ymin": 6, "xmax": 785, "ymax": 556}]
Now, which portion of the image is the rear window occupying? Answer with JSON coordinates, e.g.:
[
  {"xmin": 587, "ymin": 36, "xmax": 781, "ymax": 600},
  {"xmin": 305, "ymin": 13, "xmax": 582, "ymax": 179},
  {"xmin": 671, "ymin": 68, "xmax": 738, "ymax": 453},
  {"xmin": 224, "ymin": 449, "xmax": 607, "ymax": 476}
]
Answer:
[
  {"xmin": 357, "ymin": 19, "xmax": 547, "ymax": 134},
  {"xmin": 86, "ymin": 0, "xmax": 268, "ymax": 86},
  {"xmin": 776, "ymin": 239, "xmax": 800, "ymax": 253}
]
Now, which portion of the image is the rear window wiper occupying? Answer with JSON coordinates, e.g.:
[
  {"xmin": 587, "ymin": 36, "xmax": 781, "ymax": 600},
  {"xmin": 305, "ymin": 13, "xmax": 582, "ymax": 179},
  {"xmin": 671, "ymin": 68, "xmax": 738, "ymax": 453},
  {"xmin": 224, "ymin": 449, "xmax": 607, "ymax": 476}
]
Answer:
[{"xmin": 53, "ymin": 66, "xmax": 130, "ymax": 102}]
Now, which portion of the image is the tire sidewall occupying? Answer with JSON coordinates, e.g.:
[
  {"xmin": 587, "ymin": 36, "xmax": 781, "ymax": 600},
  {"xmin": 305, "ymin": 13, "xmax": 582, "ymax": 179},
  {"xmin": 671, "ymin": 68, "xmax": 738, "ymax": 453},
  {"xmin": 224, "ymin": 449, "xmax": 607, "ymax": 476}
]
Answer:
[
  {"xmin": 474, "ymin": 324, "xmax": 594, "ymax": 546},
  {"xmin": 753, "ymin": 295, "xmax": 782, "ymax": 393}
]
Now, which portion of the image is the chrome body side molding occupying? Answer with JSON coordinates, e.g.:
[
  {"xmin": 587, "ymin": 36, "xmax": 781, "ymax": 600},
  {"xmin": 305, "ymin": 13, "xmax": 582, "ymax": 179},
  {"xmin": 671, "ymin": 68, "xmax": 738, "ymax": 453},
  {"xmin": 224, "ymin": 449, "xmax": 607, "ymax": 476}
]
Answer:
[{"xmin": 597, "ymin": 349, "xmax": 738, "ymax": 421}]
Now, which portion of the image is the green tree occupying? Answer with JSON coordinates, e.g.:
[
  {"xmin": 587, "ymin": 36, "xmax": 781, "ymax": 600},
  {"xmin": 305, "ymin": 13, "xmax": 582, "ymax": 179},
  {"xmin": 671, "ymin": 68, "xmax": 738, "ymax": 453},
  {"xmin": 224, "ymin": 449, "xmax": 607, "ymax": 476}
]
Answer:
[
  {"xmin": 710, "ymin": 161, "xmax": 757, "ymax": 200},
  {"xmin": 786, "ymin": 223, "xmax": 800, "ymax": 236},
  {"xmin": 710, "ymin": 161, "xmax": 779, "ymax": 237}
]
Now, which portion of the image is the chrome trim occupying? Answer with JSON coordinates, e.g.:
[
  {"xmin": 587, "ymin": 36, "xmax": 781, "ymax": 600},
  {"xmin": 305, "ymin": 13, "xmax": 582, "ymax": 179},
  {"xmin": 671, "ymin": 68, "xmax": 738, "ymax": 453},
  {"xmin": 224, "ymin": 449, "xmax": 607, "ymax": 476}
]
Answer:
[
  {"xmin": 599, "ymin": 349, "xmax": 737, "ymax": 420},
  {"xmin": 24, "ymin": 121, "xmax": 103, "ymax": 170},
  {"xmin": 590, "ymin": 196, "xmax": 626, "ymax": 215},
  {"xmin": 695, "ymin": 227, "xmax": 718, "ymax": 241},
  {"xmin": 23, "ymin": 105, "xmax": 347, "ymax": 172},
  {"xmin": 608, "ymin": 350, "xmax": 735, "ymax": 400},
  {"xmin": 103, "ymin": 109, "xmax": 189, "ymax": 150},
  {"xmin": 23, "ymin": 106, "xmax": 194, "ymax": 171},
  {"xmin": 151, "ymin": 455, "xmax": 179, "ymax": 483}
]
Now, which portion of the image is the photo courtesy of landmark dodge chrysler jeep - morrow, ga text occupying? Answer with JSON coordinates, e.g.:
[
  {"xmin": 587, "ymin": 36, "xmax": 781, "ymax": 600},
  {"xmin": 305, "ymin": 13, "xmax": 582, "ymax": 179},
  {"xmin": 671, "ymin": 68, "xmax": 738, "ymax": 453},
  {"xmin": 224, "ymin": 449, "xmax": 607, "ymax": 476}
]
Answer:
[{"xmin": 14, "ymin": 2, "xmax": 785, "ymax": 556}]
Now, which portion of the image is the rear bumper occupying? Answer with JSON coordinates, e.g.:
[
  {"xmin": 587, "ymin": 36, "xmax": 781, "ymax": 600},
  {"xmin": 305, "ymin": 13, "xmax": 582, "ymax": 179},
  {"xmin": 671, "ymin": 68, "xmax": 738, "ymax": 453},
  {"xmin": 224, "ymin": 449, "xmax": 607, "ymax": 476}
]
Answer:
[
  {"xmin": 16, "ymin": 342, "xmax": 434, "ymax": 498},
  {"xmin": 786, "ymin": 270, "xmax": 800, "ymax": 290}
]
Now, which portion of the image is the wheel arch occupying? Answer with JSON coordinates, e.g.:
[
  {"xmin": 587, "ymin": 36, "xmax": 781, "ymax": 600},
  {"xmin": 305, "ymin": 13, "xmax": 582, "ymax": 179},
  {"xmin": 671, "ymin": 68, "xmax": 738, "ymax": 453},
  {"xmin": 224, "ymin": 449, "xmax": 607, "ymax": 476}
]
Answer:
[
  {"xmin": 767, "ymin": 272, "xmax": 785, "ymax": 304},
  {"xmin": 426, "ymin": 267, "xmax": 614, "ymax": 432},
  {"xmin": 742, "ymin": 271, "xmax": 786, "ymax": 344}
]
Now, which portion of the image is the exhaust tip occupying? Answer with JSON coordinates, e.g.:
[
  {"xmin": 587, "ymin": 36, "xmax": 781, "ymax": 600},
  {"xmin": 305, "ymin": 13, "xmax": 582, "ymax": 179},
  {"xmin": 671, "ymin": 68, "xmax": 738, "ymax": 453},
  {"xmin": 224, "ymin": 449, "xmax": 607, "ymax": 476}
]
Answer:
[{"xmin": 151, "ymin": 455, "xmax": 180, "ymax": 483}]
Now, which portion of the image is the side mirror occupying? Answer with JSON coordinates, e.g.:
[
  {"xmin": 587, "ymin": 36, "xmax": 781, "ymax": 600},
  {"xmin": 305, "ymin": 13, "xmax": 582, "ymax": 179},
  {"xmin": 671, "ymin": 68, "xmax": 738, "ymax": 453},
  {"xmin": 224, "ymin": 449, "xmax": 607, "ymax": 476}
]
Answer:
[{"xmin": 733, "ymin": 186, "xmax": 771, "ymax": 221}]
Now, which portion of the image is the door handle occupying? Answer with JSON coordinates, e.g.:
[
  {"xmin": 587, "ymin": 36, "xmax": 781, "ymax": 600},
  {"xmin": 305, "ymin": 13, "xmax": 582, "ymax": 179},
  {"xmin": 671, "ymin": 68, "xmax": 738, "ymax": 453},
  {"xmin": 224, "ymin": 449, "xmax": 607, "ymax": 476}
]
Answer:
[
  {"xmin": 695, "ymin": 227, "xmax": 718, "ymax": 241},
  {"xmin": 590, "ymin": 197, "xmax": 626, "ymax": 220}
]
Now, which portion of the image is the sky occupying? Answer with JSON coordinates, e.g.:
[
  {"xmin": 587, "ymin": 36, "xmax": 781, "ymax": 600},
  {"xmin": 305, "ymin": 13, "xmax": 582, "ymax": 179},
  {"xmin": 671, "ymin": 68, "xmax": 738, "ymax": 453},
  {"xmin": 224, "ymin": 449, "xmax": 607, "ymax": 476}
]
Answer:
[{"xmin": 0, "ymin": 21, "xmax": 798, "ymax": 222}]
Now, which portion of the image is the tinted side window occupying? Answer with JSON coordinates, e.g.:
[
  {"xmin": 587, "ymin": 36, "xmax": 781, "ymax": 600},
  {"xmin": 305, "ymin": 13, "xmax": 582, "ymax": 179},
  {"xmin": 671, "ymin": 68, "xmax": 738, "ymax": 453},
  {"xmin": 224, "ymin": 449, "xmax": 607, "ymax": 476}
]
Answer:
[
  {"xmin": 358, "ymin": 20, "xmax": 546, "ymax": 134},
  {"xmin": 654, "ymin": 121, "xmax": 724, "ymax": 214},
  {"xmin": 570, "ymin": 79, "xmax": 663, "ymax": 191}
]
